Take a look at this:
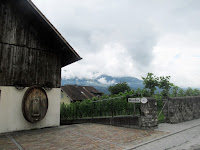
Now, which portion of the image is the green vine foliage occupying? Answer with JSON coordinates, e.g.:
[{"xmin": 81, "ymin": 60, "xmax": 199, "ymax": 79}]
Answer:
[
  {"xmin": 60, "ymin": 90, "xmax": 142, "ymax": 120},
  {"xmin": 61, "ymin": 73, "xmax": 200, "ymax": 120}
]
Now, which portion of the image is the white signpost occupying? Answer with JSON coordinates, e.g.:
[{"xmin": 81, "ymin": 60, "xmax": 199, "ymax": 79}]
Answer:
[
  {"xmin": 128, "ymin": 98, "xmax": 141, "ymax": 103},
  {"xmin": 128, "ymin": 97, "xmax": 148, "ymax": 104}
]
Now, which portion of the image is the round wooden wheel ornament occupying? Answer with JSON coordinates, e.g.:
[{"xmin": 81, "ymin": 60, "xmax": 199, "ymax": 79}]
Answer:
[{"xmin": 22, "ymin": 86, "xmax": 48, "ymax": 123}]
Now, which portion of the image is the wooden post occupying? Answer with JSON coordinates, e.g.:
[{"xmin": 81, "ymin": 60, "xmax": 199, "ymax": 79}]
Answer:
[
  {"xmin": 133, "ymin": 103, "xmax": 136, "ymax": 116},
  {"xmin": 91, "ymin": 102, "xmax": 94, "ymax": 119},
  {"xmin": 111, "ymin": 99, "xmax": 114, "ymax": 118}
]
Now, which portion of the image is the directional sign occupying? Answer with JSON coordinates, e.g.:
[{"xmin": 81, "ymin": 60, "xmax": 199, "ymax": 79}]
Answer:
[
  {"xmin": 128, "ymin": 98, "xmax": 141, "ymax": 103},
  {"xmin": 128, "ymin": 97, "xmax": 148, "ymax": 104}
]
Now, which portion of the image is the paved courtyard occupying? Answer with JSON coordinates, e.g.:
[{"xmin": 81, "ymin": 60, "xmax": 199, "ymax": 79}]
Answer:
[
  {"xmin": 2, "ymin": 119, "xmax": 200, "ymax": 150},
  {"xmin": 0, "ymin": 124, "xmax": 166, "ymax": 150}
]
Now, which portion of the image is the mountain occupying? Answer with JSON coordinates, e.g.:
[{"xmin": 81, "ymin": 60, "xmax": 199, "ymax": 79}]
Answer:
[{"xmin": 61, "ymin": 75, "xmax": 144, "ymax": 95}]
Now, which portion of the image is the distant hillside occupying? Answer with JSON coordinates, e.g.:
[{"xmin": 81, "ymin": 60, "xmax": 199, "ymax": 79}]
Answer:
[{"xmin": 61, "ymin": 75, "xmax": 144, "ymax": 94}]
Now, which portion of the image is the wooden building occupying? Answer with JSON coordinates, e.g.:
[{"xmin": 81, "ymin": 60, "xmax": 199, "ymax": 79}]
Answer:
[{"xmin": 0, "ymin": 0, "xmax": 81, "ymax": 133}]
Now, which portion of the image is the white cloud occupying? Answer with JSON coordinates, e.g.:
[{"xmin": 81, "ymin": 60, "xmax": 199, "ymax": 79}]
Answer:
[
  {"xmin": 62, "ymin": 42, "xmax": 142, "ymax": 79},
  {"xmin": 32, "ymin": 0, "xmax": 200, "ymax": 88},
  {"xmin": 151, "ymin": 32, "xmax": 200, "ymax": 87},
  {"xmin": 98, "ymin": 77, "xmax": 116, "ymax": 85}
]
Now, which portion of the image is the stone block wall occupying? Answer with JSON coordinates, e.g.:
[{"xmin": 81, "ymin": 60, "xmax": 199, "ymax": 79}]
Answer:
[
  {"xmin": 61, "ymin": 116, "xmax": 140, "ymax": 127},
  {"xmin": 165, "ymin": 96, "xmax": 200, "ymax": 123}
]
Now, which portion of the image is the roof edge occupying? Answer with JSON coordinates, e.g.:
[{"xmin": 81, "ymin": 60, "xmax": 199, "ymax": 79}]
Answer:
[{"xmin": 27, "ymin": 0, "xmax": 82, "ymax": 61}]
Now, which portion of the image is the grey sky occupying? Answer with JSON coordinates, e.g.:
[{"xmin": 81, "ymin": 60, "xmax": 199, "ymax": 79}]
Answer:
[{"xmin": 32, "ymin": 0, "xmax": 200, "ymax": 88}]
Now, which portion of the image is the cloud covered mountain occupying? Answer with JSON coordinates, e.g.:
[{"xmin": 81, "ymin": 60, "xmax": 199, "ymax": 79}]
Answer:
[{"xmin": 61, "ymin": 75, "xmax": 144, "ymax": 94}]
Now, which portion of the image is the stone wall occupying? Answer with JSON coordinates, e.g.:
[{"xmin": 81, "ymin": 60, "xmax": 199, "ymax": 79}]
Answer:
[
  {"xmin": 164, "ymin": 96, "xmax": 200, "ymax": 123},
  {"xmin": 61, "ymin": 116, "xmax": 140, "ymax": 128}
]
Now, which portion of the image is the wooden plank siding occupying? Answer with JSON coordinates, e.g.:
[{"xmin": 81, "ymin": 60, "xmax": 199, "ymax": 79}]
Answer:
[
  {"xmin": 0, "ymin": 0, "xmax": 64, "ymax": 88},
  {"xmin": 0, "ymin": 43, "xmax": 61, "ymax": 87},
  {"xmin": 0, "ymin": 0, "xmax": 59, "ymax": 52}
]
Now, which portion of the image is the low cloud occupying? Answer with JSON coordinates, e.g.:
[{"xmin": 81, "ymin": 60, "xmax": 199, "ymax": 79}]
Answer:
[
  {"xmin": 33, "ymin": 0, "xmax": 200, "ymax": 87},
  {"xmin": 98, "ymin": 77, "xmax": 116, "ymax": 85}
]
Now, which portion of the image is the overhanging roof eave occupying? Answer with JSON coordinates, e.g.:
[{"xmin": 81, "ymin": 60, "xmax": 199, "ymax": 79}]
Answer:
[{"xmin": 26, "ymin": 0, "xmax": 81, "ymax": 64}]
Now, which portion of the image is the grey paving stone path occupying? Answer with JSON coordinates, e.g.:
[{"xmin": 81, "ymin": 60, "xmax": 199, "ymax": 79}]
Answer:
[
  {"xmin": 0, "ymin": 124, "xmax": 165, "ymax": 150},
  {"xmin": 127, "ymin": 118, "xmax": 200, "ymax": 150},
  {"xmin": 1, "ymin": 119, "xmax": 200, "ymax": 150}
]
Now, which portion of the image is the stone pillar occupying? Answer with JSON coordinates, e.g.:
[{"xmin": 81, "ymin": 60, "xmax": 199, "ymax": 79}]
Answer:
[{"xmin": 140, "ymin": 98, "xmax": 158, "ymax": 128}]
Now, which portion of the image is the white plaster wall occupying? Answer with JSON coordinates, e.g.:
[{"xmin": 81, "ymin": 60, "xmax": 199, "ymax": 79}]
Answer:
[{"xmin": 0, "ymin": 86, "xmax": 60, "ymax": 134}]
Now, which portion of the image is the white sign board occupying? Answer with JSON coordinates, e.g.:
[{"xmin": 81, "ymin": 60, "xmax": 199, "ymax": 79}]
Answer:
[
  {"xmin": 141, "ymin": 97, "xmax": 148, "ymax": 104},
  {"xmin": 128, "ymin": 98, "xmax": 141, "ymax": 103},
  {"xmin": 128, "ymin": 97, "xmax": 148, "ymax": 104}
]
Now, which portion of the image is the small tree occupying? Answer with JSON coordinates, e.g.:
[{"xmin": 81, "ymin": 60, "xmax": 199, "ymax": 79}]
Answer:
[
  {"xmin": 193, "ymin": 89, "xmax": 200, "ymax": 96},
  {"xmin": 142, "ymin": 73, "xmax": 159, "ymax": 96},
  {"xmin": 178, "ymin": 88, "xmax": 185, "ymax": 97},
  {"xmin": 159, "ymin": 76, "xmax": 173, "ymax": 97},
  {"xmin": 172, "ymin": 86, "xmax": 179, "ymax": 97},
  {"xmin": 108, "ymin": 82, "xmax": 131, "ymax": 95},
  {"xmin": 185, "ymin": 87, "xmax": 194, "ymax": 96}
]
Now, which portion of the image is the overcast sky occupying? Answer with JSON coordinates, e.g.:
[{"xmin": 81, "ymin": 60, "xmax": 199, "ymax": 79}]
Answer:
[{"xmin": 32, "ymin": 0, "xmax": 200, "ymax": 88}]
